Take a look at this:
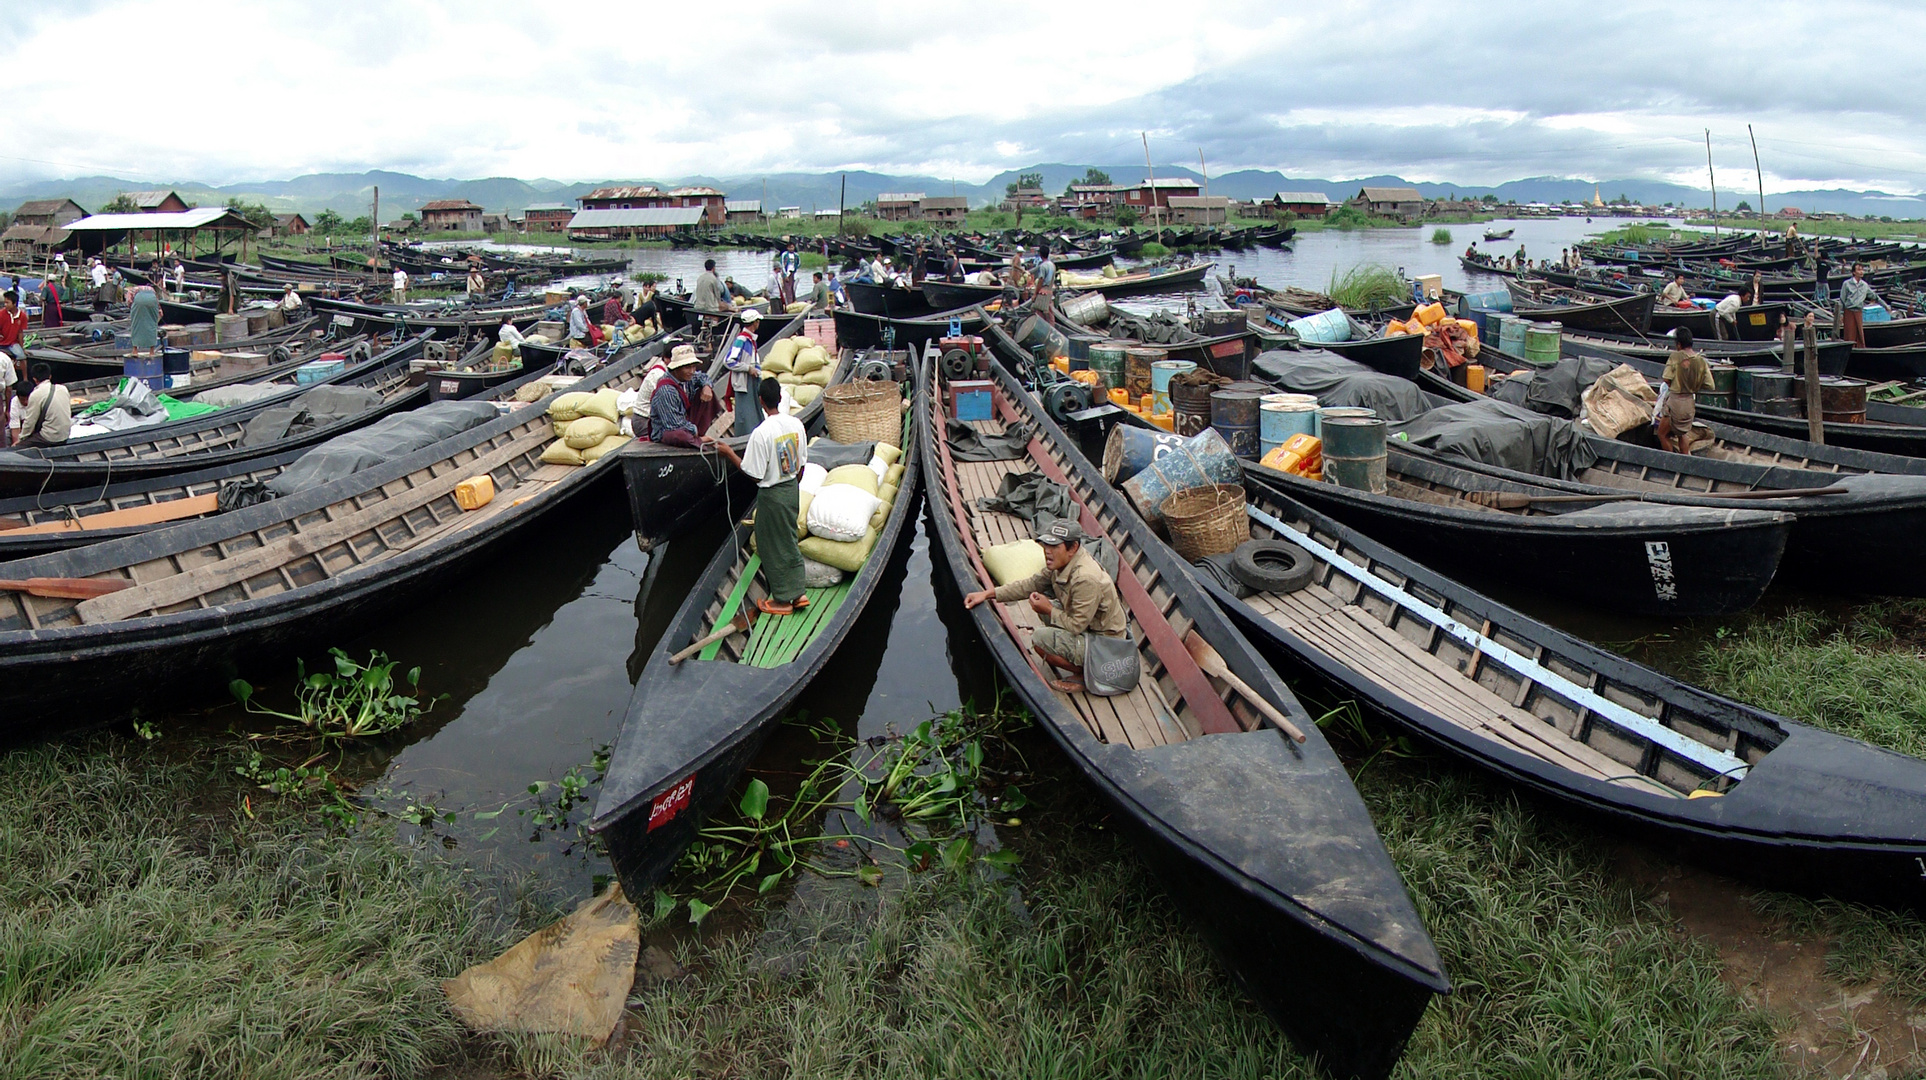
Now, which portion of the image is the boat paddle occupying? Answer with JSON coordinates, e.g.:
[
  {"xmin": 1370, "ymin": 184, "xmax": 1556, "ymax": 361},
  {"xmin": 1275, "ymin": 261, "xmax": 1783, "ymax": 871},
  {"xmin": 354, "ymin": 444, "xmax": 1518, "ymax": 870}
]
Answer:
[
  {"xmin": 0, "ymin": 577, "xmax": 132, "ymax": 600},
  {"xmin": 1463, "ymin": 486, "xmax": 1847, "ymax": 510},
  {"xmin": 1182, "ymin": 630, "xmax": 1307, "ymax": 743},
  {"xmin": 668, "ymin": 607, "xmax": 758, "ymax": 665}
]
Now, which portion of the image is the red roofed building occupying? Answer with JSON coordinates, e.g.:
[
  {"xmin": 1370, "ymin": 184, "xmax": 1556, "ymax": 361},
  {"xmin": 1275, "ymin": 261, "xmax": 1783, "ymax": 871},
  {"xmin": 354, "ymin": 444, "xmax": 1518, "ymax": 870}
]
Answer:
[{"xmin": 420, "ymin": 199, "xmax": 484, "ymax": 232}]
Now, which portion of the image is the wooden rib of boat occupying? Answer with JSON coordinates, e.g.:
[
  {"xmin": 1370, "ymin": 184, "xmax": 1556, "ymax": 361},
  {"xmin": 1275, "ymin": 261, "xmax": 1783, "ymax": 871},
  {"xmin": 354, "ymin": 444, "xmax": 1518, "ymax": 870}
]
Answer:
[
  {"xmin": 617, "ymin": 313, "xmax": 830, "ymax": 551},
  {"xmin": 1199, "ymin": 482, "xmax": 1926, "ymax": 910},
  {"xmin": 917, "ymin": 357, "xmax": 1446, "ymax": 1079},
  {"xmin": 0, "ymin": 332, "xmax": 434, "ymax": 497},
  {"xmin": 591, "ymin": 371, "xmax": 920, "ymax": 905},
  {"xmin": 0, "ymin": 335, "xmax": 677, "ymax": 730}
]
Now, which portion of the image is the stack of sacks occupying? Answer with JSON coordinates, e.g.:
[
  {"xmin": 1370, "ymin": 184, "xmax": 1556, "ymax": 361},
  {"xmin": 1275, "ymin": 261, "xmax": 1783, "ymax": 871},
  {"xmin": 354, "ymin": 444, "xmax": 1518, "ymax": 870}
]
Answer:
[
  {"xmin": 540, "ymin": 388, "xmax": 630, "ymax": 465},
  {"xmin": 762, "ymin": 336, "xmax": 835, "ymax": 409},
  {"xmin": 785, "ymin": 439, "xmax": 905, "ymax": 579}
]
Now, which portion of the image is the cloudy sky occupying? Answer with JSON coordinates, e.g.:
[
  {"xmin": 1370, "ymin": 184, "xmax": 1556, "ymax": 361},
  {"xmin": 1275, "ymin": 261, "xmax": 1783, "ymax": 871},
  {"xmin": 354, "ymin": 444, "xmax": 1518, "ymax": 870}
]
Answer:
[{"xmin": 6, "ymin": 0, "xmax": 1923, "ymax": 192}]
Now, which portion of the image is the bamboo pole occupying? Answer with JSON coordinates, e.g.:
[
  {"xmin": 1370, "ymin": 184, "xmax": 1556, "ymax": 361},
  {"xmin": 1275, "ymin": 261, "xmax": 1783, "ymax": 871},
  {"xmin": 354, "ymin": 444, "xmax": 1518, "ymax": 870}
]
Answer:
[
  {"xmin": 1748, "ymin": 124, "xmax": 1767, "ymax": 235},
  {"xmin": 1143, "ymin": 132, "xmax": 1158, "ymax": 227},
  {"xmin": 1705, "ymin": 130, "xmax": 1718, "ymax": 238}
]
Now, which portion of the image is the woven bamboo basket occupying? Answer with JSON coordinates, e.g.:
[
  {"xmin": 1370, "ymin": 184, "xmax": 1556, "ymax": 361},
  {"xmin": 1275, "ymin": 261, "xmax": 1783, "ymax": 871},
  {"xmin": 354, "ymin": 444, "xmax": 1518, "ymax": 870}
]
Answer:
[
  {"xmin": 823, "ymin": 382, "xmax": 903, "ymax": 444},
  {"xmin": 1161, "ymin": 484, "xmax": 1248, "ymax": 561}
]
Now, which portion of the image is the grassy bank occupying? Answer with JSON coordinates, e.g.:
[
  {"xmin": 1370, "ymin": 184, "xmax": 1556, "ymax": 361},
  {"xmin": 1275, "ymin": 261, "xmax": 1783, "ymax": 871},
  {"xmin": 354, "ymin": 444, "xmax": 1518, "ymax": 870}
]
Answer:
[
  {"xmin": 6, "ymin": 593, "xmax": 1926, "ymax": 1077},
  {"xmin": 1685, "ymin": 218, "xmax": 1926, "ymax": 241}
]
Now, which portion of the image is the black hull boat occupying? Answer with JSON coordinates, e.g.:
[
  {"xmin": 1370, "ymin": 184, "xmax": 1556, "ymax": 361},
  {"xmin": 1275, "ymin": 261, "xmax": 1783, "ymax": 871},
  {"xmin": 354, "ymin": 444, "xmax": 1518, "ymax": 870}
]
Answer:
[
  {"xmin": 919, "ymin": 358, "xmax": 1446, "ymax": 1079},
  {"xmin": 831, "ymin": 304, "xmax": 988, "ymax": 351},
  {"xmin": 1505, "ymin": 282, "xmax": 1657, "ymax": 335},
  {"xmin": 844, "ymin": 279, "xmax": 938, "ymax": 319},
  {"xmin": 1200, "ymin": 483, "xmax": 1926, "ymax": 911},
  {"xmin": 0, "ymin": 333, "xmax": 434, "ymax": 498},
  {"xmin": 1236, "ymin": 446, "xmax": 1791, "ymax": 617},
  {"xmin": 0, "ymin": 336, "xmax": 675, "ymax": 733},
  {"xmin": 592, "ymin": 369, "xmax": 919, "ymax": 905},
  {"xmin": 617, "ymin": 314, "xmax": 832, "ymax": 550}
]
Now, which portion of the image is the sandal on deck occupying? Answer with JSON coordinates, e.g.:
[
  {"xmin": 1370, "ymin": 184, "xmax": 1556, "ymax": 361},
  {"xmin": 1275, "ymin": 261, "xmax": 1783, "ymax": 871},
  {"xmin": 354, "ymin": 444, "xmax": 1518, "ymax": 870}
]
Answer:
[
  {"xmin": 1048, "ymin": 678, "xmax": 1086, "ymax": 694},
  {"xmin": 756, "ymin": 598, "xmax": 795, "ymax": 616}
]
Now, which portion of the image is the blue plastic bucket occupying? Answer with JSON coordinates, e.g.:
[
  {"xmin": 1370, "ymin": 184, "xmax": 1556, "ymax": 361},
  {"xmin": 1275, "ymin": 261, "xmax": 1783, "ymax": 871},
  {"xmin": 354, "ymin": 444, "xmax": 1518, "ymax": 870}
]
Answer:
[{"xmin": 1288, "ymin": 308, "xmax": 1352, "ymax": 344}]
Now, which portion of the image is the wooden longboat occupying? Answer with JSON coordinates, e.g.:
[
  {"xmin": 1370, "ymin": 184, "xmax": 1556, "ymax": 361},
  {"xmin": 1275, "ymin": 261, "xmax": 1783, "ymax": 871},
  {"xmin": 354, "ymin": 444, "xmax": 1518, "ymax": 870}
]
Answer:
[
  {"xmin": 591, "ymin": 372, "xmax": 921, "ymax": 903},
  {"xmin": 1401, "ymin": 369, "xmax": 1926, "ymax": 597},
  {"xmin": 0, "ymin": 359, "xmax": 575, "ymax": 560},
  {"xmin": 844, "ymin": 279, "xmax": 939, "ymax": 319},
  {"xmin": 1459, "ymin": 254, "xmax": 1521, "ymax": 279},
  {"xmin": 617, "ymin": 313, "xmax": 829, "ymax": 551},
  {"xmin": 1504, "ymin": 281, "xmax": 1657, "ymax": 335},
  {"xmin": 1553, "ymin": 338, "xmax": 1926, "ymax": 456},
  {"xmin": 917, "ymin": 358, "xmax": 1446, "ymax": 1079},
  {"xmin": 1197, "ymin": 483, "xmax": 1926, "ymax": 910},
  {"xmin": 0, "ymin": 332, "xmax": 434, "ymax": 498},
  {"xmin": 1237, "ymin": 450, "xmax": 1789, "ymax": 617},
  {"xmin": 1258, "ymin": 308, "xmax": 1425, "ymax": 381},
  {"xmin": 920, "ymin": 277, "xmax": 1004, "ymax": 312},
  {"xmin": 831, "ymin": 303, "xmax": 989, "ymax": 351},
  {"xmin": 0, "ymin": 336, "xmax": 678, "ymax": 730},
  {"xmin": 1073, "ymin": 261, "xmax": 1214, "ymax": 298}
]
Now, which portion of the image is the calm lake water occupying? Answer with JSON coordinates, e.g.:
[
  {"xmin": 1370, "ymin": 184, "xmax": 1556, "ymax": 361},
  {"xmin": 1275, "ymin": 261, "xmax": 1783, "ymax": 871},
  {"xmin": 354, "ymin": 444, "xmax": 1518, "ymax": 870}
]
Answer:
[{"xmin": 273, "ymin": 216, "xmax": 1698, "ymax": 900}]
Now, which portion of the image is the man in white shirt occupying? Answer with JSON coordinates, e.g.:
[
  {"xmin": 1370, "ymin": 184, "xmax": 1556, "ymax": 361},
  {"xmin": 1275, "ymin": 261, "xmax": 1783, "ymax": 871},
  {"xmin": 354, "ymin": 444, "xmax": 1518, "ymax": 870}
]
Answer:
[
  {"xmin": 280, "ymin": 283, "xmax": 305, "ymax": 317},
  {"xmin": 90, "ymin": 259, "xmax": 107, "ymax": 288},
  {"xmin": 1713, "ymin": 287, "xmax": 1751, "ymax": 339},
  {"xmin": 713, "ymin": 376, "xmax": 810, "ymax": 615},
  {"xmin": 15, "ymin": 363, "xmax": 71, "ymax": 448},
  {"xmin": 392, "ymin": 267, "xmax": 409, "ymax": 303}
]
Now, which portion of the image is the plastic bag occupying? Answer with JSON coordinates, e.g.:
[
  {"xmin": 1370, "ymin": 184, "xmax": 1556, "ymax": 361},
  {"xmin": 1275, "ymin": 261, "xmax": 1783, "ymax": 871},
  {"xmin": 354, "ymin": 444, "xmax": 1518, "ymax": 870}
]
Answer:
[{"xmin": 807, "ymin": 484, "xmax": 881, "ymax": 542}]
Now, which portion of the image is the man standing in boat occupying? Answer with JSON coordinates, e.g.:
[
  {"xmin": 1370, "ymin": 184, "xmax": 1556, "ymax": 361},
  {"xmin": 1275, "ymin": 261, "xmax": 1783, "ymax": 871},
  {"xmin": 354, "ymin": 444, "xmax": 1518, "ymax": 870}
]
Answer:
[
  {"xmin": 1840, "ymin": 263, "xmax": 1881, "ymax": 348},
  {"xmin": 779, "ymin": 244, "xmax": 800, "ymax": 308},
  {"xmin": 693, "ymin": 259, "xmax": 729, "ymax": 314},
  {"xmin": 1656, "ymin": 327, "xmax": 1713, "ymax": 455},
  {"xmin": 710, "ymin": 377, "xmax": 810, "ymax": 617},
  {"xmin": 1032, "ymin": 244, "xmax": 1057, "ymax": 328},
  {"xmin": 392, "ymin": 266, "xmax": 409, "ymax": 304},
  {"xmin": 963, "ymin": 519, "xmax": 1128, "ymax": 693},
  {"xmin": 723, "ymin": 309, "xmax": 762, "ymax": 437}
]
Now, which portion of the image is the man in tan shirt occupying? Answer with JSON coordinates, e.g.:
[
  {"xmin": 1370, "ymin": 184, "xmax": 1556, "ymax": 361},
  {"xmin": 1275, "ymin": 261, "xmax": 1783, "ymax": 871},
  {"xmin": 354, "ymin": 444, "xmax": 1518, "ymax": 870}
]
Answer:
[{"xmin": 965, "ymin": 518, "xmax": 1127, "ymax": 692}]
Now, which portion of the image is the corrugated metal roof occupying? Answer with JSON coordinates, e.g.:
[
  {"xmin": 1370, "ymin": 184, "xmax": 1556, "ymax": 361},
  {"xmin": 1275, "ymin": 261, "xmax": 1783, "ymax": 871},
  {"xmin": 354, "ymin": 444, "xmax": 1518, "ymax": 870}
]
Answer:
[
  {"xmin": 64, "ymin": 208, "xmax": 252, "ymax": 231},
  {"xmin": 126, "ymin": 190, "xmax": 185, "ymax": 207},
  {"xmin": 876, "ymin": 192, "xmax": 924, "ymax": 203},
  {"xmin": 1167, "ymin": 196, "xmax": 1230, "ymax": 208},
  {"xmin": 666, "ymin": 186, "xmax": 724, "ymax": 198},
  {"xmin": 1139, "ymin": 178, "xmax": 1200, "ymax": 189},
  {"xmin": 566, "ymin": 207, "xmax": 705, "ymax": 229},
  {"xmin": 1273, "ymin": 191, "xmax": 1330, "ymax": 204},
  {"xmin": 584, "ymin": 185, "xmax": 662, "ymax": 200},
  {"xmin": 421, "ymin": 199, "xmax": 482, "ymax": 212},
  {"xmin": 523, "ymin": 203, "xmax": 573, "ymax": 213},
  {"xmin": 724, "ymin": 200, "xmax": 762, "ymax": 213},
  {"xmin": 1358, "ymin": 186, "xmax": 1423, "ymax": 202},
  {"xmin": 14, "ymin": 198, "xmax": 85, "ymax": 217}
]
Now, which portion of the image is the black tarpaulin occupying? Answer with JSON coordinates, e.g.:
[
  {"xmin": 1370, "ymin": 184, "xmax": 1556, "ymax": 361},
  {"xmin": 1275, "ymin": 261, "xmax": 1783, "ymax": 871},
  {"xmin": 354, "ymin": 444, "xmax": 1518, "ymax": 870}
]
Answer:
[
  {"xmin": 239, "ymin": 385, "xmax": 386, "ymax": 448},
  {"xmin": 265, "ymin": 400, "xmax": 500, "ymax": 496},
  {"xmin": 1251, "ymin": 350, "xmax": 1429, "ymax": 421},
  {"xmin": 1390, "ymin": 397, "xmax": 1598, "ymax": 480}
]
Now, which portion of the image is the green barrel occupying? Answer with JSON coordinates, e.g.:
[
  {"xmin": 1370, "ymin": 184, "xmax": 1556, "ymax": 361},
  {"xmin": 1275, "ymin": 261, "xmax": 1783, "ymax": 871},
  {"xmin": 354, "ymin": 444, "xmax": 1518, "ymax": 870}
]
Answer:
[
  {"xmin": 1523, "ymin": 321, "xmax": 1562, "ymax": 367},
  {"xmin": 1089, "ymin": 342, "xmax": 1127, "ymax": 395},
  {"xmin": 1322, "ymin": 416, "xmax": 1388, "ymax": 494}
]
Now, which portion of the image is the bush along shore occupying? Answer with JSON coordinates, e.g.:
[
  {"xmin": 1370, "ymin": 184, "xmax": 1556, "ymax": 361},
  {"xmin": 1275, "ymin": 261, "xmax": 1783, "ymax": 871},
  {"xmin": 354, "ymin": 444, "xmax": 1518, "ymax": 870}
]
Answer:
[{"xmin": 3, "ymin": 596, "xmax": 1925, "ymax": 1078}]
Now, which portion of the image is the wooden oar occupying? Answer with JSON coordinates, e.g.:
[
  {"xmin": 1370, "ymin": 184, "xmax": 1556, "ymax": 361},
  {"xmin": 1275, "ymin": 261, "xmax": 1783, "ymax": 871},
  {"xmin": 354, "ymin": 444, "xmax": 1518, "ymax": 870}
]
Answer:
[
  {"xmin": 668, "ymin": 607, "xmax": 758, "ymax": 665},
  {"xmin": 0, "ymin": 577, "xmax": 132, "ymax": 600},
  {"xmin": 1182, "ymin": 630, "xmax": 1307, "ymax": 743},
  {"xmin": 1463, "ymin": 485, "xmax": 1848, "ymax": 510}
]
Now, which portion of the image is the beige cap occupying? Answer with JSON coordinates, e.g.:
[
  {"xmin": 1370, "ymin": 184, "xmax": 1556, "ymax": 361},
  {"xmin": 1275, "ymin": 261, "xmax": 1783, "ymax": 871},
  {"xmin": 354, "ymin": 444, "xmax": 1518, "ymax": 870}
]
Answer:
[{"xmin": 667, "ymin": 344, "xmax": 701, "ymax": 369}]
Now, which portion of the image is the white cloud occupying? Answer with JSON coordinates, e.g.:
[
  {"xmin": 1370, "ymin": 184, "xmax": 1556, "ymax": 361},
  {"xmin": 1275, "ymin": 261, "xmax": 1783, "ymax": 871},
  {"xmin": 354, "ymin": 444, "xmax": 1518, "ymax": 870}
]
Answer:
[{"xmin": 4, "ymin": 0, "xmax": 1925, "ymax": 193}]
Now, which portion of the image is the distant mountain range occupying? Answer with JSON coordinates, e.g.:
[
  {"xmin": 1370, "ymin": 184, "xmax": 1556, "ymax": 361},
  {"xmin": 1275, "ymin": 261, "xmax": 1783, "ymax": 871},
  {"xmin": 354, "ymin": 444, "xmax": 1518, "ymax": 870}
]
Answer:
[{"xmin": 3, "ymin": 167, "xmax": 1919, "ymax": 220}]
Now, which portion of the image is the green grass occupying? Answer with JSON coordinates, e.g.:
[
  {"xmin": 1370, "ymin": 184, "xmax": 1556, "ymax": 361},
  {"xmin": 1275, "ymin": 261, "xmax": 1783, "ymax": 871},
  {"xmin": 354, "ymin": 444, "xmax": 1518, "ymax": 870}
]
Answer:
[
  {"xmin": 476, "ymin": 740, "xmax": 1780, "ymax": 1080},
  {"xmin": 0, "ymin": 741, "xmax": 527, "ymax": 1080},
  {"xmin": 1138, "ymin": 241, "xmax": 1170, "ymax": 258},
  {"xmin": 1430, "ymin": 228, "xmax": 1453, "ymax": 245},
  {"xmin": 1687, "ymin": 218, "xmax": 1926, "ymax": 240},
  {"xmin": 1692, "ymin": 600, "xmax": 1926, "ymax": 759},
  {"xmin": 1327, "ymin": 264, "xmax": 1410, "ymax": 310}
]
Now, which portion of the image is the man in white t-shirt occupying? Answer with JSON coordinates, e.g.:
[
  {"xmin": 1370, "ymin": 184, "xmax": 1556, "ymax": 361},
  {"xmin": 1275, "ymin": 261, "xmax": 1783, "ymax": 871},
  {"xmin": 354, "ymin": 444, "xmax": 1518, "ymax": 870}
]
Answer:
[
  {"xmin": 713, "ymin": 376, "xmax": 810, "ymax": 615},
  {"xmin": 392, "ymin": 268, "xmax": 409, "ymax": 303}
]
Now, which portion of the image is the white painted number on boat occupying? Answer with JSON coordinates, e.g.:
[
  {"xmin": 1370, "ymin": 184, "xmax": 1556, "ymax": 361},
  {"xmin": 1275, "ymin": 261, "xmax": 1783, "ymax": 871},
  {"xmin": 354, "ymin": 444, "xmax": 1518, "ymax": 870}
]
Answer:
[
  {"xmin": 1916, "ymin": 856, "xmax": 1925, "ymax": 879},
  {"xmin": 657, "ymin": 465, "xmax": 675, "ymax": 478},
  {"xmin": 1644, "ymin": 541, "xmax": 1678, "ymax": 602},
  {"xmin": 440, "ymin": 380, "xmax": 461, "ymax": 394},
  {"xmin": 648, "ymin": 774, "xmax": 696, "ymax": 832}
]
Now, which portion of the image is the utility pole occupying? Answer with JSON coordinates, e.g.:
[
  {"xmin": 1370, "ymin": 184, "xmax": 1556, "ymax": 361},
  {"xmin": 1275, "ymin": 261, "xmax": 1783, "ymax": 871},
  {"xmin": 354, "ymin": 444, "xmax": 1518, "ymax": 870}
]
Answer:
[
  {"xmin": 1748, "ymin": 124, "xmax": 1767, "ymax": 235},
  {"xmin": 371, "ymin": 185, "xmax": 380, "ymax": 250},
  {"xmin": 1704, "ymin": 131, "xmax": 1718, "ymax": 238},
  {"xmin": 1142, "ymin": 132, "xmax": 1158, "ymax": 227},
  {"xmin": 838, "ymin": 174, "xmax": 846, "ymax": 235}
]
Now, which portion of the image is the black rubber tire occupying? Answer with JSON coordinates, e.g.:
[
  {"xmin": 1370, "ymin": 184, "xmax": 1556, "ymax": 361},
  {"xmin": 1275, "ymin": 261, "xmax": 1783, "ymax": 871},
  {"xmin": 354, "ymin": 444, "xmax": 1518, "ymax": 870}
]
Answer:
[
  {"xmin": 940, "ymin": 348, "xmax": 974, "ymax": 379},
  {"xmin": 1230, "ymin": 539, "xmax": 1314, "ymax": 594}
]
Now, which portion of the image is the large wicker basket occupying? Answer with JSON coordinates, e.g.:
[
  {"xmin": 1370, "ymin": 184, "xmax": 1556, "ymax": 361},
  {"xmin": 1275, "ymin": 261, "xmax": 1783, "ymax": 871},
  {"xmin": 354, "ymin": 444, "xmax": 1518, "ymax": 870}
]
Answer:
[
  {"xmin": 823, "ymin": 382, "xmax": 903, "ymax": 445},
  {"xmin": 1161, "ymin": 484, "xmax": 1249, "ymax": 560}
]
